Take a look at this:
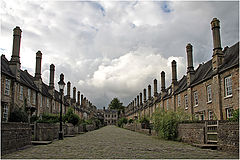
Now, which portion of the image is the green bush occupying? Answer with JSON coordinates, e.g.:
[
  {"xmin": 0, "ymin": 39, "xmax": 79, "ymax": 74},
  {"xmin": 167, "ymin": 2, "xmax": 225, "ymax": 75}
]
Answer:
[
  {"xmin": 63, "ymin": 108, "xmax": 80, "ymax": 126},
  {"xmin": 228, "ymin": 109, "xmax": 239, "ymax": 122},
  {"xmin": 139, "ymin": 116, "xmax": 150, "ymax": 124},
  {"xmin": 9, "ymin": 107, "xmax": 28, "ymax": 123},
  {"xmin": 30, "ymin": 115, "xmax": 38, "ymax": 123},
  {"xmin": 117, "ymin": 117, "xmax": 128, "ymax": 127},
  {"xmin": 128, "ymin": 118, "xmax": 134, "ymax": 123},
  {"xmin": 37, "ymin": 113, "xmax": 59, "ymax": 123},
  {"xmin": 153, "ymin": 108, "xmax": 191, "ymax": 140}
]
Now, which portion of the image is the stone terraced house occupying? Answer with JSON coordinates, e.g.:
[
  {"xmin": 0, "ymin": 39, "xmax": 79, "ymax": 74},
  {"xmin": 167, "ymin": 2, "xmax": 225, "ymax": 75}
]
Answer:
[
  {"xmin": 125, "ymin": 18, "xmax": 239, "ymax": 121},
  {"xmin": 1, "ymin": 26, "xmax": 97, "ymax": 122}
]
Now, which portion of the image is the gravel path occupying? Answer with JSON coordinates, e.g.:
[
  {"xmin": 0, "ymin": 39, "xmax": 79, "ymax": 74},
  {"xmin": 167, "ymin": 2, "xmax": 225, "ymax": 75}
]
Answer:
[{"xmin": 2, "ymin": 125, "xmax": 239, "ymax": 159}]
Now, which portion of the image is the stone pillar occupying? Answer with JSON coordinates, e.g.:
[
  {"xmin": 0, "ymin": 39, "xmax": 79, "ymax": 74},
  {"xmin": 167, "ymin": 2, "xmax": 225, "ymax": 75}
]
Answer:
[
  {"xmin": 35, "ymin": 51, "xmax": 42, "ymax": 80},
  {"xmin": 143, "ymin": 88, "xmax": 146, "ymax": 103},
  {"xmin": 140, "ymin": 92, "xmax": 142, "ymax": 105},
  {"xmin": 10, "ymin": 26, "xmax": 22, "ymax": 63},
  {"xmin": 161, "ymin": 71, "xmax": 166, "ymax": 92},
  {"xmin": 154, "ymin": 79, "xmax": 158, "ymax": 97},
  {"xmin": 73, "ymin": 87, "xmax": 76, "ymax": 102},
  {"xmin": 77, "ymin": 91, "xmax": 80, "ymax": 104},
  {"xmin": 49, "ymin": 64, "xmax": 55, "ymax": 88},
  {"xmin": 148, "ymin": 85, "xmax": 151, "ymax": 100},
  {"xmin": 67, "ymin": 81, "xmax": 71, "ymax": 98},
  {"xmin": 172, "ymin": 60, "xmax": 177, "ymax": 84},
  {"xmin": 137, "ymin": 95, "xmax": 139, "ymax": 107}
]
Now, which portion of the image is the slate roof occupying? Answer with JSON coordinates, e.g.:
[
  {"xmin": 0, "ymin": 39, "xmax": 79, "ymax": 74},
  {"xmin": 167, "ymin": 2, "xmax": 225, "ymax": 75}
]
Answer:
[
  {"xmin": 20, "ymin": 70, "xmax": 39, "ymax": 91},
  {"xmin": 54, "ymin": 90, "xmax": 61, "ymax": 102},
  {"xmin": 1, "ymin": 55, "xmax": 15, "ymax": 78},
  {"xmin": 175, "ymin": 75, "xmax": 187, "ymax": 94},
  {"xmin": 42, "ymin": 83, "xmax": 52, "ymax": 98}
]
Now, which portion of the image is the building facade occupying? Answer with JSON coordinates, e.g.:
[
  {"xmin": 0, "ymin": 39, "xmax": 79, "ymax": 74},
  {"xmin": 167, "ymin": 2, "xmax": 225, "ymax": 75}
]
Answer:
[
  {"xmin": 125, "ymin": 18, "xmax": 239, "ymax": 121},
  {"xmin": 103, "ymin": 107, "xmax": 118, "ymax": 125}
]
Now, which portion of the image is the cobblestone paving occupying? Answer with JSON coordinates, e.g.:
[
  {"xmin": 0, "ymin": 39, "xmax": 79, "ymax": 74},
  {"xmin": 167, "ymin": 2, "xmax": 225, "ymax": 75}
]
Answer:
[{"xmin": 2, "ymin": 125, "xmax": 239, "ymax": 159}]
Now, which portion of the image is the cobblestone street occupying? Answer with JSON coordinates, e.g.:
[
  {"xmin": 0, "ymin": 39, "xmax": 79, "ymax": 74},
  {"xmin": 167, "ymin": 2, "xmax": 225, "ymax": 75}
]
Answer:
[{"xmin": 2, "ymin": 125, "xmax": 239, "ymax": 159}]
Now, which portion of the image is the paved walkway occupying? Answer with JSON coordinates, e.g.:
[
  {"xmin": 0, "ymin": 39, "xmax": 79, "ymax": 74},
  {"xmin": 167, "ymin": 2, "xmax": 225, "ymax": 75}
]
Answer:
[{"xmin": 2, "ymin": 125, "xmax": 239, "ymax": 159}]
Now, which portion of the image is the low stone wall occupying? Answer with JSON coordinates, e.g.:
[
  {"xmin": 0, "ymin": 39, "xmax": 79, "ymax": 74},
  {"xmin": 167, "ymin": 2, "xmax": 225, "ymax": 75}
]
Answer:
[
  {"xmin": 34, "ymin": 123, "xmax": 60, "ymax": 141},
  {"xmin": 177, "ymin": 122, "xmax": 205, "ymax": 144},
  {"xmin": 86, "ymin": 124, "xmax": 95, "ymax": 132},
  {"xmin": 218, "ymin": 121, "xmax": 239, "ymax": 152},
  {"xmin": 1, "ymin": 122, "xmax": 32, "ymax": 155},
  {"xmin": 123, "ymin": 123, "xmax": 156, "ymax": 136}
]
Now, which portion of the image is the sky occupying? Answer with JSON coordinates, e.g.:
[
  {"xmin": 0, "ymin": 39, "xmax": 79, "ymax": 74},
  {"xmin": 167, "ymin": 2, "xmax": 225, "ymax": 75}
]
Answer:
[{"xmin": 0, "ymin": 0, "xmax": 239, "ymax": 109}]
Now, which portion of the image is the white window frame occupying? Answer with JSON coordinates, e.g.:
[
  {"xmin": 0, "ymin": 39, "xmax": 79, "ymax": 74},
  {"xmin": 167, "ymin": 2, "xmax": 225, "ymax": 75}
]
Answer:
[
  {"xmin": 33, "ymin": 92, "xmax": 36, "ymax": 105},
  {"xmin": 226, "ymin": 107, "xmax": 234, "ymax": 119},
  {"xmin": 225, "ymin": 75, "xmax": 232, "ymax": 97},
  {"xmin": 40, "ymin": 95, "xmax": 42, "ymax": 108},
  {"xmin": 207, "ymin": 85, "xmax": 212, "ymax": 103},
  {"xmin": 4, "ymin": 78, "xmax": 11, "ymax": 96},
  {"xmin": 53, "ymin": 101, "xmax": 55, "ymax": 110},
  {"xmin": 47, "ymin": 98, "xmax": 49, "ymax": 108},
  {"xmin": 166, "ymin": 99, "xmax": 169, "ymax": 110},
  {"xmin": 194, "ymin": 91, "xmax": 198, "ymax": 107},
  {"xmin": 3, "ymin": 103, "xmax": 8, "ymax": 122},
  {"xmin": 19, "ymin": 85, "xmax": 23, "ymax": 100},
  {"xmin": 27, "ymin": 89, "xmax": 31, "ymax": 102},
  {"xmin": 208, "ymin": 110, "xmax": 213, "ymax": 120},
  {"xmin": 184, "ymin": 95, "xmax": 188, "ymax": 109},
  {"xmin": 177, "ymin": 94, "xmax": 181, "ymax": 107}
]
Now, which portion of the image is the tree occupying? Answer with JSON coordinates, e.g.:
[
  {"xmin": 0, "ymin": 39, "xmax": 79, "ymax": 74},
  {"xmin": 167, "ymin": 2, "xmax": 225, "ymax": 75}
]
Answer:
[{"xmin": 108, "ymin": 98, "xmax": 124, "ymax": 116}]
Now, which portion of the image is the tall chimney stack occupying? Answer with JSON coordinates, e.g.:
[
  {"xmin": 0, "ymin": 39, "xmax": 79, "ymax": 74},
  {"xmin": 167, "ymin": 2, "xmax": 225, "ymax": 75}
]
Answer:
[
  {"xmin": 67, "ymin": 81, "xmax": 71, "ymax": 98},
  {"xmin": 81, "ymin": 94, "xmax": 83, "ymax": 106},
  {"xmin": 140, "ymin": 92, "xmax": 142, "ymax": 105},
  {"xmin": 153, "ymin": 79, "xmax": 158, "ymax": 97},
  {"xmin": 143, "ymin": 88, "xmax": 146, "ymax": 103},
  {"xmin": 49, "ymin": 64, "xmax": 55, "ymax": 88},
  {"xmin": 77, "ymin": 91, "xmax": 80, "ymax": 104},
  {"xmin": 73, "ymin": 87, "xmax": 76, "ymax": 102},
  {"xmin": 11, "ymin": 26, "xmax": 22, "ymax": 63},
  {"xmin": 172, "ymin": 60, "xmax": 177, "ymax": 84},
  {"xmin": 137, "ymin": 95, "xmax": 139, "ymax": 107},
  {"xmin": 148, "ymin": 85, "xmax": 151, "ymax": 100},
  {"xmin": 134, "ymin": 98, "xmax": 137, "ymax": 107},
  {"xmin": 161, "ymin": 71, "xmax": 166, "ymax": 92},
  {"xmin": 186, "ymin": 44, "xmax": 194, "ymax": 73},
  {"xmin": 35, "ymin": 51, "xmax": 42, "ymax": 80},
  {"xmin": 211, "ymin": 18, "xmax": 224, "ymax": 71}
]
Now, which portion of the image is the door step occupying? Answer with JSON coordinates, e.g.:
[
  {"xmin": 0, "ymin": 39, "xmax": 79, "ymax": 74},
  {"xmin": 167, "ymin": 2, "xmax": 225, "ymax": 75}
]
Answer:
[{"xmin": 192, "ymin": 143, "xmax": 218, "ymax": 150}]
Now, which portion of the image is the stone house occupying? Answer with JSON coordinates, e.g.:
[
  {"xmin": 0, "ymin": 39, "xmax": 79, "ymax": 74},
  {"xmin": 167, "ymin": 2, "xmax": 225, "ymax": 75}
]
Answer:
[
  {"xmin": 103, "ymin": 107, "xmax": 118, "ymax": 125},
  {"xmin": 125, "ymin": 18, "xmax": 239, "ymax": 121},
  {"xmin": 1, "ymin": 26, "xmax": 97, "ymax": 121}
]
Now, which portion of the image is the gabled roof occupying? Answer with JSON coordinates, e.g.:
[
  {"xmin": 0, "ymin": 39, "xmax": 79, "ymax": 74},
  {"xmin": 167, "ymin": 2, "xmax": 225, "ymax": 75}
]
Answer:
[
  {"xmin": 175, "ymin": 75, "xmax": 187, "ymax": 94},
  {"xmin": 1, "ymin": 55, "xmax": 15, "ymax": 78}
]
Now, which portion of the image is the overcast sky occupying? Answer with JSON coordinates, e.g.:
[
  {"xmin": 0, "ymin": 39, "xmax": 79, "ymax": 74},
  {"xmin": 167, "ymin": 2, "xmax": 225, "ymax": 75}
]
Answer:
[{"xmin": 1, "ymin": 0, "xmax": 239, "ymax": 108}]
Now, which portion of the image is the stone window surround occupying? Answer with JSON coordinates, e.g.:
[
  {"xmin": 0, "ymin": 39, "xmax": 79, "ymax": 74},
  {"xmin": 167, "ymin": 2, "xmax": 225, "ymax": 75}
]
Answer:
[
  {"xmin": 206, "ymin": 85, "xmax": 212, "ymax": 103},
  {"xmin": 19, "ymin": 85, "xmax": 23, "ymax": 100},
  {"xmin": 2, "ymin": 103, "xmax": 8, "ymax": 122},
  {"xmin": 225, "ymin": 107, "xmax": 234, "ymax": 119},
  {"xmin": 208, "ymin": 110, "xmax": 213, "ymax": 120},
  {"xmin": 4, "ymin": 78, "xmax": 11, "ymax": 96},
  {"xmin": 166, "ymin": 99, "xmax": 169, "ymax": 110},
  {"xmin": 32, "ymin": 91, "xmax": 36, "ymax": 105},
  {"xmin": 224, "ymin": 75, "xmax": 232, "ymax": 98},
  {"xmin": 184, "ymin": 95, "xmax": 188, "ymax": 110},
  {"xmin": 193, "ymin": 91, "xmax": 198, "ymax": 107},
  {"xmin": 27, "ymin": 88, "xmax": 31, "ymax": 102},
  {"xmin": 177, "ymin": 94, "xmax": 181, "ymax": 107}
]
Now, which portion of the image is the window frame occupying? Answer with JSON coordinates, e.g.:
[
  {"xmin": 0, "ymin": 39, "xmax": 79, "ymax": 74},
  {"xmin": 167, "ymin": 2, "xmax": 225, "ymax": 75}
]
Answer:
[
  {"xmin": 226, "ymin": 107, "xmax": 234, "ymax": 119},
  {"xmin": 177, "ymin": 94, "xmax": 181, "ymax": 107},
  {"xmin": 166, "ymin": 99, "xmax": 169, "ymax": 110},
  {"xmin": 4, "ymin": 78, "xmax": 11, "ymax": 96},
  {"xmin": 207, "ymin": 85, "xmax": 212, "ymax": 103},
  {"xmin": 184, "ymin": 95, "xmax": 188, "ymax": 109},
  {"xmin": 224, "ymin": 75, "xmax": 232, "ymax": 97},
  {"xmin": 27, "ymin": 88, "xmax": 31, "ymax": 102},
  {"xmin": 3, "ymin": 103, "xmax": 8, "ymax": 122},
  {"xmin": 208, "ymin": 110, "xmax": 213, "ymax": 120},
  {"xmin": 19, "ymin": 85, "xmax": 23, "ymax": 100},
  {"xmin": 193, "ymin": 91, "xmax": 198, "ymax": 107}
]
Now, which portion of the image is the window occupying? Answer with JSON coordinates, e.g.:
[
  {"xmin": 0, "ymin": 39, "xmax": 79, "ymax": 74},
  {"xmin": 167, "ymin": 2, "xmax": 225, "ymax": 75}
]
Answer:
[
  {"xmin": 200, "ymin": 113, "xmax": 204, "ymax": 120},
  {"xmin": 226, "ymin": 108, "xmax": 234, "ymax": 119},
  {"xmin": 33, "ymin": 92, "xmax": 36, "ymax": 105},
  {"xmin": 209, "ymin": 111, "xmax": 213, "ymax": 120},
  {"xmin": 40, "ymin": 95, "xmax": 42, "ymax": 108},
  {"xmin": 47, "ymin": 98, "xmax": 49, "ymax": 108},
  {"xmin": 166, "ymin": 99, "xmax": 169, "ymax": 110},
  {"xmin": 28, "ymin": 89, "xmax": 31, "ymax": 102},
  {"xmin": 225, "ymin": 76, "xmax": 232, "ymax": 97},
  {"xmin": 4, "ymin": 78, "xmax": 10, "ymax": 95},
  {"xmin": 184, "ymin": 95, "xmax": 188, "ymax": 109},
  {"xmin": 207, "ymin": 85, "xmax": 212, "ymax": 102},
  {"xmin": 3, "ymin": 103, "xmax": 8, "ymax": 122},
  {"xmin": 177, "ymin": 94, "xmax": 181, "ymax": 107},
  {"xmin": 53, "ymin": 101, "xmax": 55, "ymax": 110},
  {"xmin": 19, "ymin": 86, "xmax": 23, "ymax": 100},
  {"xmin": 194, "ymin": 91, "xmax": 198, "ymax": 106}
]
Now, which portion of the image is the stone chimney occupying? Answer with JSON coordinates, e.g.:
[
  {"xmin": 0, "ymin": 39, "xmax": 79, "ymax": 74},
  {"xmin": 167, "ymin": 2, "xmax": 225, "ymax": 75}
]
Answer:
[
  {"xmin": 137, "ymin": 95, "xmax": 139, "ymax": 107},
  {"xmin": 186, "ymin": 44, "xmax": 195, "ymax": 86},
  {"xmin": 67, "ymin": 81, "xmax": 71, "ymax": 98},
  {"xmin": 73, "ymin": 87, "xmax": 76, "ymax": 102},
  {"xmin": 161, "ymin": 71, "xmax": 166, "ymax": 92},
  {"xmin": 153, "ymin": 79, "xmax": 158, "ymax": 97},
  {"xmin": 81, "ymin": 94, "xmax": 83, "ymax": 106},
  {"xmin": 35, "ymin": 51, "xmax": 42, "ymax": 80},
  {"xmin": 148, "ymin": 85, "xmax": 151, "ymax": 100},
  {"xmin": 140, "ymin": 92, "xmax": 142, "ymax": 105},
  {"xmin": 49, "ymin": 64, "xmax": 55, "ymax": 88},
  {"xmin": 172, "ymin": 60, "xmax": 177, "ymax": 84},
  {"xmin": 9, "ymin": 26, "xmax": 22, "ymax": 81},
  {"xmin": 103, "ymin": 107, "xmax": 105, "ymax": 111},
  {"xmin": 77, "ymin": 91, "xmax": 80, "ymax": 104},
  {"xmin": 134, "ymin": 98, "xmax": 137, "ymax": 108},
  {"xmin": 143, "ymin": 88, "xmax": 146, "ymax": 103},
  {"xmin": 211, "ymin": 18, "xmax": 224, "ymax": 71}
]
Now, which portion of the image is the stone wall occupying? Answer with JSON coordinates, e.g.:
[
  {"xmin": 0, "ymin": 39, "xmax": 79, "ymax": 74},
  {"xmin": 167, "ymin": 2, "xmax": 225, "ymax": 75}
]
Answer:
[
  {"xmin": 177, "ymin": 122, "xmax": 205, "ymax": 144},
  {"xmin": 123, "ymin": 123, "xmax": 156, "ymax": 136},
  {"xmin": 1, "ymin": 122, "xmax": 32, "ymax": 155},
  {"xmin": 218, "ymin": 121, "xmax": 239, "ymax": 152},
  {"xmin": 34, "ymin": 123, "xmax": 60, "ymax": 141}
]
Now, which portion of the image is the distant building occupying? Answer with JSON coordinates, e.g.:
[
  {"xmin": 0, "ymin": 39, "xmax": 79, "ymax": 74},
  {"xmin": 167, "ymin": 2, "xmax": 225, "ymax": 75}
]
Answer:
[{"xmin": 103, "ymin": 107, "xmax": 118, "ymax": 125}]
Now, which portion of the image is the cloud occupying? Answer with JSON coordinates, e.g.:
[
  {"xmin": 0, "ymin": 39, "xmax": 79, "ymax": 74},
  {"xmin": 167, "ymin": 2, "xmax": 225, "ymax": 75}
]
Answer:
[{"xmin": 0, "ymin": 1, "xmax": 238, "ymax": 108}]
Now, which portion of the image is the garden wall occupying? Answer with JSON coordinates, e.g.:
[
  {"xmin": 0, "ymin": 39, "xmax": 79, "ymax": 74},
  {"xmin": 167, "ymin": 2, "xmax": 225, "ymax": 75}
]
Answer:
[{"xmin": 1, "ymin": 122, "xmax": 32, "ymax": 155}]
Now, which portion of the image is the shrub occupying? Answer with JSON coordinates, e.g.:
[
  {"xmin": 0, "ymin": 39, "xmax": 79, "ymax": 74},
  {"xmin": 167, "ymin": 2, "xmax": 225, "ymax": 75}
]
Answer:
[
  {"xmin": 228, "ymin": 109, "xmax": 239, "ymax": 122},
  {"xmin": 117, "ymin": 117, "xmax": 128, "ymax": 127},
  {"xmin": 128, "ymin": 118, "xmax": 134, "ymax": 124},
  {"xmin": 153, "ymin": 108, "xmax": 191, "ymax": 140},
  {"xmin": 9, "ymin": 107, "xmax": 28, "ymax": 123},
  {"xmin": 37, "ymin": 113, "xmax": 59, "ymax": 123},
  {"xmin": 63, "ymin": 108, "xmax": 80, "ymax": 126}
]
